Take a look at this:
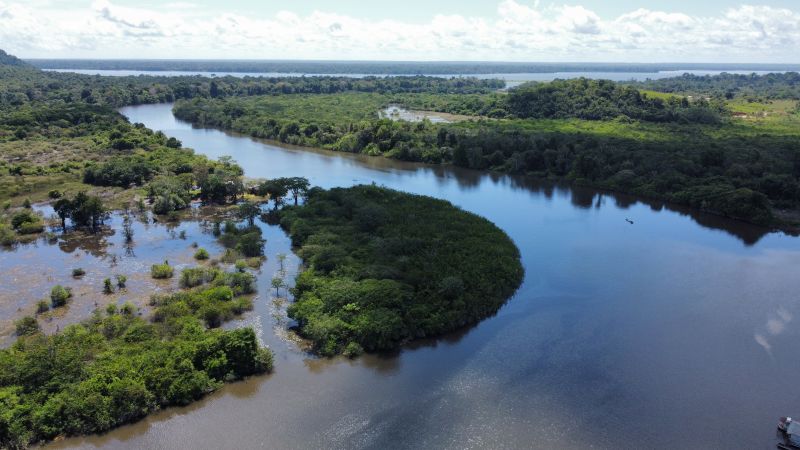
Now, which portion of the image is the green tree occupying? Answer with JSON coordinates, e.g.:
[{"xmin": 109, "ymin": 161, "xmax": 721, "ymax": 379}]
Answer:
[{"xmin": 237, "ymin": 201, "xmax": 260, "ymax": 227}]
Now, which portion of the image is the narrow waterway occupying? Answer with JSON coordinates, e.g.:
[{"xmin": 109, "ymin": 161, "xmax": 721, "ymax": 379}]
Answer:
[{"xmin": 53, "ymin": 103, "xmax": 800, "ymax": 449}]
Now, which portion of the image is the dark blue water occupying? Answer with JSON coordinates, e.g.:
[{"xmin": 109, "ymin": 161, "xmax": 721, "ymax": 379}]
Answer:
[{"xmin": 53, "ymin": 103, "xmax": 800, "ymax": 449}]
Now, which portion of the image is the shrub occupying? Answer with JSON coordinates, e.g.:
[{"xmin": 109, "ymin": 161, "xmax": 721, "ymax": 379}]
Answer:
[
  {"xmin": 14, "ymin": 316, "xmax": 39, "ymax": 336},
  {"xmin": 194, "ymin": 248, "xmax": 209, "ymax": 260},
  {"xmin": 120, "ymin": 301, "xmax": 136, "ymax": 315},
  {"xmin": 221, "ymin": 271, "xmax": 256, "ymax": 295},
  {"xmin": 180, "ymin": 267, "xmax": 218, "ymax": 288},
  {"xmin": 50, "ymin": 285, "xmax": 72, "ymax": 307},
  {"xmin": 36, "ymin": 300, "xmax": 50, "ymax": 314},
  {"xmin": 343, "ymin": 341, "xmax": 364, "ymax": 358},
  {"xmin": 151, "ymin": 262, "xmax": 174, "ymax": 279},
  {"xmin": 72, "ymin": 267, "xmax": 86, "ymax": 277},
  {"xmin": 0, "ymin": 223, "xmax": 16, "ymax": 246},
  {"xmin": 11, "ymin": 210, "xmax": 44, "ymax": 234},
  {"xmin": 116, "ymin": 274, "xmax": 127, "ymax": 288},
  {"xmin": 103, "ymin": 278, "xmax": 115, "ymax": 294}
]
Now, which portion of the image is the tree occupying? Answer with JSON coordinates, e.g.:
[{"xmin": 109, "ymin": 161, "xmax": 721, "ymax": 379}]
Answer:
[
  {"xmin": 257, "ymin": 179, "xmax": 289, "ymax": 210},
  {"xmin": 285, "ymin": 177, "xmax": 310, "ymax": 205},
  {"xmin": 271, "ymin": 276, "xmax": 285, "ymax": 297},
  {"xmin": 237, "ymin": 201, "xmax": 260, "ymax": 227},
  {"xmin": 53, "ymin": 197, "xmax": 73, "ymax": 231},
  {"xmin": 67, "ymin": 192, "xmax": 108, "ymax": 232}
]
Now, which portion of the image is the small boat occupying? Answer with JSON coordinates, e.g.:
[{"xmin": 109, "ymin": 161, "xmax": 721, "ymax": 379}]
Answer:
[{"xmin": 779, "ymin": 417, "xmax": 800, "ymax": 449}]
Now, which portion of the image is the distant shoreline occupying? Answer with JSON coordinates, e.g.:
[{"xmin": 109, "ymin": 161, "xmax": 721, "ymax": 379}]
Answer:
[{"xmin": 26, "ymin": 59, "xmax": 800, "ymax": 75}]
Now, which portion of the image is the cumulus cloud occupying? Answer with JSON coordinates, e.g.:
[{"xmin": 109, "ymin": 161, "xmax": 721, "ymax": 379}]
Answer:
[{"xmin": 0, "ymin": 0, "xmax": 799, "ymax": 61}]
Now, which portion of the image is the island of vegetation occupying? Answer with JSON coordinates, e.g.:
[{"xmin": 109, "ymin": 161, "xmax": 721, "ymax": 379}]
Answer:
[{"xmin": 278, "ymin": 185, "xmax": 524, "ymax": 356}]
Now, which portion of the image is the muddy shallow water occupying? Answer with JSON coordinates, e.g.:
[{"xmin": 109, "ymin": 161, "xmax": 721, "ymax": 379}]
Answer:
[
  {"xmin": 0, "ymin": 205, "xmax": 240, "ymax": 345},
  {"xmin": 43, "ymin": 103, "xmax": 800, "ymax": 449}
]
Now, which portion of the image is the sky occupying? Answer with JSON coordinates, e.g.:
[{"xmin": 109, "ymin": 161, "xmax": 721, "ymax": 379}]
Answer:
[{"xmin": 1, "ymin": 0, "xmax": 799, "ymax": 62}]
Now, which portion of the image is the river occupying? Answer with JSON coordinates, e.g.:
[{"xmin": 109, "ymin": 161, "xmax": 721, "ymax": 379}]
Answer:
[{"xmin": 53, "ymin": 103, "xmax": 800, "ymax": 449}]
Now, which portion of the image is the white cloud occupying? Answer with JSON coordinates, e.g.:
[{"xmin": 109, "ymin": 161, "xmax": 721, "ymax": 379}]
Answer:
[{"xmin": 0, "ymin": 0, "xmax": 799, "ymax": 61}]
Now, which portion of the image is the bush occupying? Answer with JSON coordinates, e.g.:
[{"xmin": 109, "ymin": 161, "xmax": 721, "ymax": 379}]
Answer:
[
  {"xmin": 180, "ymin": 267, "xmax": 218, "ymax": 288},
  {"xmin": 72, "ymin": 267, "xmax": 86, "ymax": 277},
  {"xmin": 120, "ymin": 301, "xmax": 136, "ymax": 315},
  {"xmin": 14, "ymin": 316, "xmax": 39, "ymax": 336},
  {"xmin": 0, "ymin": 223, "xmax": 17, "ymax": 246},
  {"xmin": 116, "ymin": 274, "xmax": 127, "ymax": 289},
  {"xmin": 36, "ymin": 300, "xmax": 50, "ymax": 314},
  {"xmin": 194, "ymin": 248, "xmax": 209, "ymax": 260},
  {"xmin": 151, "ymin": 262, "xmax": 174, "ymax": 279},
  {"xmin": 103, "ymin": 278, "xmax": 115, "ymax": 294},
  {"xmin": 343, "ymin": 341, "xmax": 364, "ymax": 358},
  {"xmin": 11, "ymin": 210, "xmax": 44, "ymax": 234},
  {"xmin": 50, "ymin": 285, "xmax": 72, "ymax": 307}
]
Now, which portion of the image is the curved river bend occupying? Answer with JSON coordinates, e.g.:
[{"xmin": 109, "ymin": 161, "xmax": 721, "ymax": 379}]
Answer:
[{"xmin": 54, "ymin": 103, "xmax": 800, "ymax": 449}]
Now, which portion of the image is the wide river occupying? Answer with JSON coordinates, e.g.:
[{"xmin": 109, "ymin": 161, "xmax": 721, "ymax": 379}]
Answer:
[{"xmin": 56, "ymin": 103, "xmax": 800, "ymax": 449}]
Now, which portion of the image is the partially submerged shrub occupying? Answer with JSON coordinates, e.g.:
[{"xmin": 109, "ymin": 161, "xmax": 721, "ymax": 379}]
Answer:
[
  {"xmin": 194, "ymin": 248, "xmax": 209, "ymax": 260},
  {"xmin": 151, "ymin": 261, "xmax": 174, "ymax": 279},
  {"xmin": 50, "ymin": 285, "xmax": 72, "ymax": 307},
  {"xmin": 103, "ymin": 278, "xmax": 115, "ymax": 294},
  {"xmin": 15, "ymin": 316, "xmax": 39, "ymax": 336},
  {"xmin": 180, "ymin": 267, "xmax": 219, "ymax": 288},
  {"xmin": 36, "ymin": 300, "xmax": 49, "ymax": 314}
]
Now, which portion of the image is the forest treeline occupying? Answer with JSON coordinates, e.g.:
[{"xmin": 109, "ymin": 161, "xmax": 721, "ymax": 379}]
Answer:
[
  {"xmin": 1, "ymin": 51, "xmax": 504, "ymax": 110},
  {"xmin": 632, "ymin": 72, "xmax": 800, "ymax": 100},
  {"xmin": 508, "ymin": 79, "xmax": 726, "ymax": 123}
]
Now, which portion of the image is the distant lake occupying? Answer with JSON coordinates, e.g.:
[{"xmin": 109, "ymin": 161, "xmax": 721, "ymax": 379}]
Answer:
[{"xmin": 42, "ymin": 68, "xmax": 786, "ymax": 88}]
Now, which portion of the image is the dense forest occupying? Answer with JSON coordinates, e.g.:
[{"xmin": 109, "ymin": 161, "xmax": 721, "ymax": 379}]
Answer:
[
  {"xmin": 1, "ymin": 51, "xmax": 504, "ymax": 111},
  {"xmin": 632, "ymin": 72, "xmax": 800, "ymax": 100},
  {"xmin": 508, "ymin": 79, "xmax": 726, "ymax": 123},
  {"xmin": 279, "ymin": 185, "xmax": 523, "ymax": 356}
]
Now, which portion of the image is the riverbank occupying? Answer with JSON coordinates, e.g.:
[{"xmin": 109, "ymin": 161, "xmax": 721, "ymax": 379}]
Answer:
[{"xmin": 172, "ymin": 95, "xmax": 800, "ymax": 233}]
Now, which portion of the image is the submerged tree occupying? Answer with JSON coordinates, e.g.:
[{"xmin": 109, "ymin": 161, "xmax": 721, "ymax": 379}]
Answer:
[{"xmin": 238, "ymin": 201, "xmax": 260, "ymax": 227}]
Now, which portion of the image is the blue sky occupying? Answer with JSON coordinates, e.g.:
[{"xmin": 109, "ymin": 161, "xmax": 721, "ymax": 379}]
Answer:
[{"xmin": 2, "ymin": 1, "xmax": 799, "ymax": 62}]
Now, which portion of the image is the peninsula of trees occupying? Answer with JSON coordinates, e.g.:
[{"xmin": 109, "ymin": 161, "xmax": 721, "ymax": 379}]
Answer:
[{"xmin": 279, "ymin": 185, "xmax": 524, "ymax": 356}]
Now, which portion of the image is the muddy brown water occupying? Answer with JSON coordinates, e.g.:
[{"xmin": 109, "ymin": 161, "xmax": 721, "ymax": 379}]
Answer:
[
  {"xmin": 0, "ymin": 205, "xmax": 238, "ymax": 345},
  {"xmin": 41, "ymin": 103, "xmax": 800, "ymax": 449}
]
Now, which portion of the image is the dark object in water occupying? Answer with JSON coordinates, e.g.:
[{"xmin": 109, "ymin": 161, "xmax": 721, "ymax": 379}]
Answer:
[
  {"xmin": 625, "ymin": 218, "xmax": 634, "ymax": 224},
  {"xmin": 779, "ymin": 417, "xmax": 800, "ymax": 448}
]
